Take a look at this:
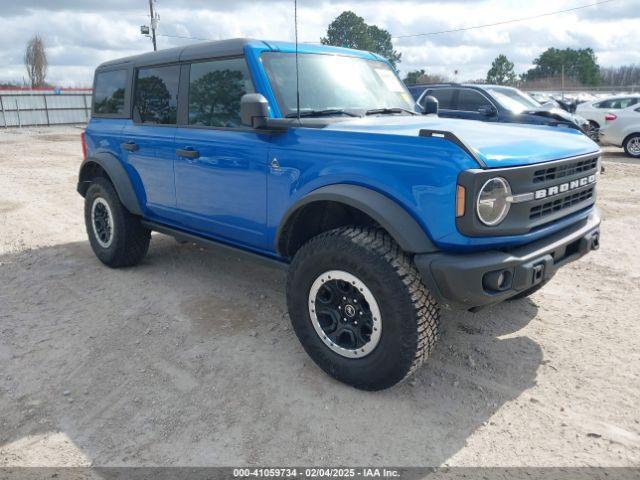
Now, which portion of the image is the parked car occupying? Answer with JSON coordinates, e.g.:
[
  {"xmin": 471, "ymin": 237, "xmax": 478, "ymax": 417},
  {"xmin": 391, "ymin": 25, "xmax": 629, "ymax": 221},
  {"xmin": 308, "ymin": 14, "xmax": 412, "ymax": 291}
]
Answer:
[
  {"xmin": 79, "ymin": 39, "xmax": 601, "ymax": 390},
  {"xmin": 600, "ymin": 103, "xmax": 640, "ymax": 158},
  {"xmin": 576, "ymin": 95, "xmax": 640, "ymax": 130},
  {"xmin": 407, "ymin": 84, "xmax": 428, "ymax": 100},
  {"xmin": 416, "ymin": 84, "xmax": 598, "ymax": 140}
]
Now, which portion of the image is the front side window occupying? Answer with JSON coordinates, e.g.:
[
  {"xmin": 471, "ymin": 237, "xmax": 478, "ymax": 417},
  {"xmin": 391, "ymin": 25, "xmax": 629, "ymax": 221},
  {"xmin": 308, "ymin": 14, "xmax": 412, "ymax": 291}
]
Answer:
[
  {"xmin": 93, "ymin": 69, "xmax": 127, "ymax": 115},
  {"xmin": 457, "ymin": 89, "xmax": 492, "ymax": 112},
  {"xmin": 188, "ymin": 57, "xmax": 254, "ymax": 127},
  {"xmin": 426, "ymin": 89, "xmax": 455, "ymax": 109},
  {"xmin": 134, "ymin": 65, "xmax": 180, "ymax": 124},
  {"xmin": 262, "ymin": 52, "xmax": 415, "ymax": 116}
]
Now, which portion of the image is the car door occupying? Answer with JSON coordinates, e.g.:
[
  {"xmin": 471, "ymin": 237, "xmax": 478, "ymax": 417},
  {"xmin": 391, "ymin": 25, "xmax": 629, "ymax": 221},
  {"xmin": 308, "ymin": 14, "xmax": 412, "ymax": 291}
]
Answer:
[
  {"xmin": 121, "ymin": 64, "xmax": 180, "ymax": 220},
  {"xmin": 173, "ymin": 57, "xmax": 270, "ymax": 250},
  {"xmin": 452, "ymin": 88, "xmax": 497, "ymax": 122}
]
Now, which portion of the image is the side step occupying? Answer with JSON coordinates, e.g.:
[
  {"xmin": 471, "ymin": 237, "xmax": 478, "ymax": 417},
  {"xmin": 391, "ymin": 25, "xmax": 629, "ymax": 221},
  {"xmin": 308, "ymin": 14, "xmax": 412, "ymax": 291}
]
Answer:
[{"xmin": 141, "ymin": 220, "xmax": 289, "ymax": 271}]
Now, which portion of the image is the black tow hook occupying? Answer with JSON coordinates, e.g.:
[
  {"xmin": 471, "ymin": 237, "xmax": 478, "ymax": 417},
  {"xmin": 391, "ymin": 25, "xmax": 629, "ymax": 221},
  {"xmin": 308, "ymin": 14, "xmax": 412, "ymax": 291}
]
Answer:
[{"xmin": 590, "ymin": 233, "xmax": 600, "ymax": 251}]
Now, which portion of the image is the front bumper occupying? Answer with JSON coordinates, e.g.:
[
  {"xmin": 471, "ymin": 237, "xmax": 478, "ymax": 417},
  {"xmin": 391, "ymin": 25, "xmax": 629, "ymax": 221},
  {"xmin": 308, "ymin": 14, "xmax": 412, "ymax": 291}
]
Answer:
[{"xmin": 415, "ymin": 209, "xmax": 601, "ymax": 310}]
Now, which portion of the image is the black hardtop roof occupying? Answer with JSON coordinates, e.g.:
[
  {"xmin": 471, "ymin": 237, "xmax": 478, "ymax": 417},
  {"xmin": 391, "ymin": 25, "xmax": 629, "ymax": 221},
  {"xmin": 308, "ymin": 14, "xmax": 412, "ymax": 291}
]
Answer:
[{"xmin": 96, "ymin": 38, "xmax": 262, "ymax": 70}]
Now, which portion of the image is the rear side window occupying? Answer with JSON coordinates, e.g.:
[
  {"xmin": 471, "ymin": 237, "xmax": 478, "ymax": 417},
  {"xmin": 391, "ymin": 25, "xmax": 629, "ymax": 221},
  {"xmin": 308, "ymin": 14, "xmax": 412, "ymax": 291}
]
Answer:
[
  {"xmin": 458, "ymin": 89, "xmax": 491, "ymax": 111},
  {"xmin": 188, "ymin": 57, "xmax": 255, "ymax": 128},
  {"xmin": 134, "ymin": 65, "xmax": 180, "ymax": 124},
  {"xmin": 93, "ymin": 69, "xmax": 127, "ymax": 115},
  {"xmin": 596, "ymin": 98, "xmax": 638, "ymax": 109},
  {"xmin": 427, "ymin": 88, "xmax": 455, "ymax": 109}
]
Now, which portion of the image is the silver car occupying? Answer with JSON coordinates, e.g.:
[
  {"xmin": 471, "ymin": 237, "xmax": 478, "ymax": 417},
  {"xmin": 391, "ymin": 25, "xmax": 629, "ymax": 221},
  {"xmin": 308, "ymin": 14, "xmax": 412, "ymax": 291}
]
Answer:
[
  {"xmin": 600, "ymin": 103, "xmax": 640, "ymax": 158},
  {"xmin": 576, "ymin": 95, "xmax": 640, "ymax": 130}
]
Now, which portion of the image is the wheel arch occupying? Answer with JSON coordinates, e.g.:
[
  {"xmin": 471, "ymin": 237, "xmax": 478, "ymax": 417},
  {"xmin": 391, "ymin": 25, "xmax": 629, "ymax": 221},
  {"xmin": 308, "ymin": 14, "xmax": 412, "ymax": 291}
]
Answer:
[
  {"xmin": 77, "ymin": 152, "xmax": 143, "ymax": 216},
  {"xmin": 275, "ymin": 184, "xmax": 438, "ymax": 259},
  {"xmin": 623, "ymin": 131, "xmax": 640, "ymax": 145}
]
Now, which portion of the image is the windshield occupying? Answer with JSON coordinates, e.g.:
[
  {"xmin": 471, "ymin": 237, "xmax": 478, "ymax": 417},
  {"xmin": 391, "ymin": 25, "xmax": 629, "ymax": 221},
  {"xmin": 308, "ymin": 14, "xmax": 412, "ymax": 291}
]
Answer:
[
  {"xmin": 262, "ymin": 52, "xmax": 415, "ymax": 116},
  {"xmin": 486, "ymin": 87, "xmax": 541, "ymax": 113}
]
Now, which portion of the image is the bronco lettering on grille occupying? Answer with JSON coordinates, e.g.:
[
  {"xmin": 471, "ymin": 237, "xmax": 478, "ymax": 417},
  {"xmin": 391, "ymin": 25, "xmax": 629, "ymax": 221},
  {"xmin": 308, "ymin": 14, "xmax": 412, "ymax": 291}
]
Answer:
[{"xmin": 533, "ymin": 174, "xmax": 596, "ymax": 200}]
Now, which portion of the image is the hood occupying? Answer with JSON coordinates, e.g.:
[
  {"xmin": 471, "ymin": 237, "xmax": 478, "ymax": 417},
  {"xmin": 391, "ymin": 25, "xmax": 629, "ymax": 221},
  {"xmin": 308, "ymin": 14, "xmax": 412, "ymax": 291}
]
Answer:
[
  {"xmin": 323, "ymin": 115, "xmax": 599, "ymax": 168},
  {"xmin": 522, "ymin": 105, "xmax": 585, "ymax": 126}
]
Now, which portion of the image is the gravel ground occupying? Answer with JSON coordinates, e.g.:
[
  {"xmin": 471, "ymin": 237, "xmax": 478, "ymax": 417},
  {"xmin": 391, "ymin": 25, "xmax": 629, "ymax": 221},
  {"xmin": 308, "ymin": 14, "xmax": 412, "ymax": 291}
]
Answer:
[{"xmin": 0, "ymin": 126, "xmax": 639, "ymax": 467}]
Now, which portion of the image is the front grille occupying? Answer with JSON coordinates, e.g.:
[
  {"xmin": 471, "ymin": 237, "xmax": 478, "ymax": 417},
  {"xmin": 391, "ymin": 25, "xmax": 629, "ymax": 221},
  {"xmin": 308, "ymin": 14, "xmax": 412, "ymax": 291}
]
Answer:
[
  {"xmin": 529, "ymin": 186, "xmax": 595, "ymax": 220},
  {"xmin": 456, "ymin": 152, "xmax": 599, "ymax": 237},
  {"xmin": 533, "ymin": 157, "xmax": 598, "ymax": 183}
]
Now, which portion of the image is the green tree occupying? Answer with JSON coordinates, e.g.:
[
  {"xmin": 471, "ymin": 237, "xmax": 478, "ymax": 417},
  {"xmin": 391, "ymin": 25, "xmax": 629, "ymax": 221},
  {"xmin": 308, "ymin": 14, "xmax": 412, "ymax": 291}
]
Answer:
[
  {"xmin": 486, "ymin": 54, "xmax": 517, "ymax": 85},
  {"xmin": 321, "ymin": 11, "xmax": 401, "ymax": 68},
  {"xmin": 524, "ymin": 47, "xmax": 600, "ymax": 86},
  {"xmin": 403, "ymin": 69, "xmax": 426, "ymax": 86},
  {"xmin": 189, "ymin": 69, "xmax": 245, "ymax": 127},
  {"xmin": 135, "ymin": 76, "xmax": 175, "ymax": 123}
]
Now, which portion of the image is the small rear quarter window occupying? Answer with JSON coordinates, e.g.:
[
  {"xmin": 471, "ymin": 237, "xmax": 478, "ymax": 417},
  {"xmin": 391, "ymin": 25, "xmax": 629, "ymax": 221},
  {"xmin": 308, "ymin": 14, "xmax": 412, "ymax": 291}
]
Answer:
[{"xmin": 93, "ymin": 69, "xmax": 127, "ymax": 115}]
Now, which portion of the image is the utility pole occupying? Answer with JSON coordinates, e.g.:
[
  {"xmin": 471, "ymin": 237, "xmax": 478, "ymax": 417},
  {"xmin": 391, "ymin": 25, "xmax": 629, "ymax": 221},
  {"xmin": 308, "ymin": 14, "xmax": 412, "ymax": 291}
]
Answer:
[{"xmin": 148, "ymin": 0, "xmax": 158, "ymax": 51}]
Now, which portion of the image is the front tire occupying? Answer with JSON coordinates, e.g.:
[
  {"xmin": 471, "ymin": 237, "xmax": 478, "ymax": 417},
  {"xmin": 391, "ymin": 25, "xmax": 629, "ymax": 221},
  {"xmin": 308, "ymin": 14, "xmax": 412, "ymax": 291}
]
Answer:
[
  {"xmin": 84, "ymin": 177, "xmax": 150, "ymax": 267},
  {"xmin": 623, "ymin": 134, "xmax": 640, "ymax": 158},
  {"xmin": 286, "ymin": 227, "xmax": 439, "ymax": 390}
]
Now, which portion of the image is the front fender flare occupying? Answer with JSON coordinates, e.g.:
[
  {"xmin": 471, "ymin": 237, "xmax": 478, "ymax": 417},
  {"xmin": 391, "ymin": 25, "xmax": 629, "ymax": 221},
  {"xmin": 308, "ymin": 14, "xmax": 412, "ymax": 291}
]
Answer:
[
  {"xmin": 276, "ymin": 184, "xmax": 438, "ymax": 255},
  {"xmin": 77, "ymin": 152, "xmax": 143, "ymax": 216}
]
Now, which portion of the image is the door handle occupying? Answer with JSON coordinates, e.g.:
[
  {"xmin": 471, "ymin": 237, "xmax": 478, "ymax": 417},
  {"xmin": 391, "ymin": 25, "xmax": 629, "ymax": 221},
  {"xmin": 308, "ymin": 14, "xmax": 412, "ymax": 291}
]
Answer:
[
  {"xmin": 121, "ymin": 141, "xmax": 139, "ymax": 152},
  {"xmin": 176, "ymin": 148, "xmax": 200, "ymax": 159}
]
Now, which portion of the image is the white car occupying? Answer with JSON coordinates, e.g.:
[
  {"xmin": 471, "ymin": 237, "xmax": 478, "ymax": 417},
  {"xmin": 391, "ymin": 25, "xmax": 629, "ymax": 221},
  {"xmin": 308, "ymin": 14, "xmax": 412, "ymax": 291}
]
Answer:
[
  {"xmin": 600, "ymin": 103, "xmax": 640, "ymax": 158},
  {"xmin": 576, "ymin": 95, "xmax": 640, "ymax": 130}
]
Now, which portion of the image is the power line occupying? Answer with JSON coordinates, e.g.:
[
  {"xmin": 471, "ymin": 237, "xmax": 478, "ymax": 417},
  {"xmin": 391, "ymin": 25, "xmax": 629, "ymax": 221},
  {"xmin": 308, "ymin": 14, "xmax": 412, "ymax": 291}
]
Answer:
[
  {"xmin": 157, "ymin": 33, "xmax": 212, "ymax": 41},
  {"xmin": 392, "ymin": 0, "xmax": 617, "ymax": 39},
  {"xmin": 152, "ymin": 0, "xmax": 617, "ymax": 46}
]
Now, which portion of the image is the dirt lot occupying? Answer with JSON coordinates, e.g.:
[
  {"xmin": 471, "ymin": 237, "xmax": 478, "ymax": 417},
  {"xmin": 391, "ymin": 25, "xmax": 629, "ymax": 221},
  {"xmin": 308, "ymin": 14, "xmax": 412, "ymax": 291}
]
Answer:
[{"xmin": 1, "ymin": 126, "xmax": 639, "ymax": 467}]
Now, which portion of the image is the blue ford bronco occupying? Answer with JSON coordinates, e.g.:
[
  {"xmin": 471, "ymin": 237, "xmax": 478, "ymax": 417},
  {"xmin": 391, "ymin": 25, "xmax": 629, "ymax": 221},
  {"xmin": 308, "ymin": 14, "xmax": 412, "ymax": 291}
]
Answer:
[{"xmin": 78, "ymin": 39, "xmax": 601, "ymax": 390}]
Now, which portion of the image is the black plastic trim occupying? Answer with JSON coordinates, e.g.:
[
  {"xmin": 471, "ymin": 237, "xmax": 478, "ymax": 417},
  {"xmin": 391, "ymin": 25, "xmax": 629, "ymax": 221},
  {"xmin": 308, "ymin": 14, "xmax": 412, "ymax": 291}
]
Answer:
[
  {"xmin": 275, "ymin": 184, "xmax": 438, "ymax": 256},
  {"xmin": 77, "ymin": 153, "xmax": 143, "ymax": 216},
  {"xmin": 142, "ymin": 221, "xmax": 289, "ymax": 270},
  {"xmin": 419, "ymin": 129, "xmax": 486, "ymax": 167},
  {"xmin": 456, "ymin": 151, "xmax": 600, "ymax": 236},
  {"xmin": 415, "ymin": 209, "xmax": 600, "ymax": 310}
]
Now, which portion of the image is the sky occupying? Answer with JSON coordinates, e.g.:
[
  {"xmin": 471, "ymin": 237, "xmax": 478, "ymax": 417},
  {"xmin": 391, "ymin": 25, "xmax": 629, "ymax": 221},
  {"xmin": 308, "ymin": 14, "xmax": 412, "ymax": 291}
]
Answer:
[{"xmin": 0, "ymin": 0, "xmax": 638, "ymax": 86}]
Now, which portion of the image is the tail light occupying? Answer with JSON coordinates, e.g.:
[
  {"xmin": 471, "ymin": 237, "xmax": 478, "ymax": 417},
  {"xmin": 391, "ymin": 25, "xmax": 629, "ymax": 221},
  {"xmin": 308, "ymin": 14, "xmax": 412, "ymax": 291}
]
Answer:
[
  {"xmin": 604, "ymin": 113, "xmax": 617, "ymax": 122},
  {"xmin": 80, "ymin": 130, "xmax": 87, "ymax": 160}
]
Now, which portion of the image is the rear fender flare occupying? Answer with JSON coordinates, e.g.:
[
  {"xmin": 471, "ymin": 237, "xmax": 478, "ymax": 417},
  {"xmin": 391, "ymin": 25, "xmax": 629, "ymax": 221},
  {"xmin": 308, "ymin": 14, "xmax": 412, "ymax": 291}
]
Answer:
[{"xmin": 77, "ymin": 152, "xmax": 143, "ymax": 216}]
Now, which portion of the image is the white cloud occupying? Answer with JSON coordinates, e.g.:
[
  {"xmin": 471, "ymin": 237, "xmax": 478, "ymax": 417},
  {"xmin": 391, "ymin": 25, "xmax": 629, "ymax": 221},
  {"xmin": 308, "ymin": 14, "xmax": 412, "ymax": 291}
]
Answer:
[{"xmin": 0, "ymin": 0, "xmax": 637, "ymax": 86}]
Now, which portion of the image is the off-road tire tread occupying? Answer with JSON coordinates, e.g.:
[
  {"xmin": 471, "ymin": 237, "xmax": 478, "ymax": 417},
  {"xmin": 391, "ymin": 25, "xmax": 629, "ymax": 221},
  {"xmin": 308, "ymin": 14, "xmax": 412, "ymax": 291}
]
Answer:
[{"xmin": 288, "ymin": 226, "xmax": 439, "ymax": 388}]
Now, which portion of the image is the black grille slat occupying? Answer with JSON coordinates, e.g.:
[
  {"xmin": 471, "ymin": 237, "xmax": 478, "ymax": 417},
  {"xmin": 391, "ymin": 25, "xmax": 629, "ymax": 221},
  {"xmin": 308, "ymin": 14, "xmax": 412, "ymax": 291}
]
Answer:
[
  {"xmin": 529, "ymin": 186, "xmax": 595, "ymax": 220},
  {"xmin": 532, "ymin": 158, "xmax": 598, "ymax": 183}
]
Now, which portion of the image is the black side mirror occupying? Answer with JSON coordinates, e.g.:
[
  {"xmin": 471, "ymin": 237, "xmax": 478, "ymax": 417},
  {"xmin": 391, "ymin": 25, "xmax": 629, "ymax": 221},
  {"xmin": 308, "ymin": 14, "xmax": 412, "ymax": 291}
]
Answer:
[
  {"xmin": 421, "ymin": 95, "xmax": 439, "ymax": 115},
  {"xmin": 240, "ymin": 93, "xmax": 270, "ymax": 128},
  {"xmin": 478, "ymin": 105, "xmax": 497, "ymax": 117}
]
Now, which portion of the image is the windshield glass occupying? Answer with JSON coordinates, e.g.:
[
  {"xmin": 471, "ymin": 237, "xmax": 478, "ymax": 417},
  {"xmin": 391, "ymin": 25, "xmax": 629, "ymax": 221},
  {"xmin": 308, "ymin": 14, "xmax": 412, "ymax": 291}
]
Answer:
[
  {"xmin": 486, "ymin": 87, "xmax": 541, "ymax": 113},
  {"xmin": 262, "ymin": 52, "xmax": 415, "ymax": 116}
]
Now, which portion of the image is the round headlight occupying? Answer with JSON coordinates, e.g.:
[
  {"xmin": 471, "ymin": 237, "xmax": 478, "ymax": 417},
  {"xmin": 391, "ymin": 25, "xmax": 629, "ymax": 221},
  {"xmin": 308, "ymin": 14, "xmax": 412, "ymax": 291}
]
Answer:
[{"xmin": 476, "ymin": 177, "xmax": 511, "ymax": 226}]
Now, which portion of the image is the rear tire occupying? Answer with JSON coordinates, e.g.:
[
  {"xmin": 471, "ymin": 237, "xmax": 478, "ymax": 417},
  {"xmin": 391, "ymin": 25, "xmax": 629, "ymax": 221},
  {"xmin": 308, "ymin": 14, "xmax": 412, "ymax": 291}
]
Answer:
[
  {"xmin": 623, "ymin": 134, "xmax": 640, "ymax": 158},
  {"xmin": 84, "ymin": 177, "xmax": 150, "ymax": 267},
  {"xmin": 286, "ymin": 227, "xmax": 440, "ymax": 390}
]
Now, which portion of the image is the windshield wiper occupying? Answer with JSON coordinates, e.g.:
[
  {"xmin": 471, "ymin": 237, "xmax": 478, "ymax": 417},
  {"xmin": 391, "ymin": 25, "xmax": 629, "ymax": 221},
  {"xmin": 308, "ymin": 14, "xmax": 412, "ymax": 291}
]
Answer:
[
  {"xmin": 285, "ymin": 109, "xmax": 360, "ymax": 118},
  {"xmin": 365, "ymin": 107, "xmax": 417, "ymax": 116}
]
